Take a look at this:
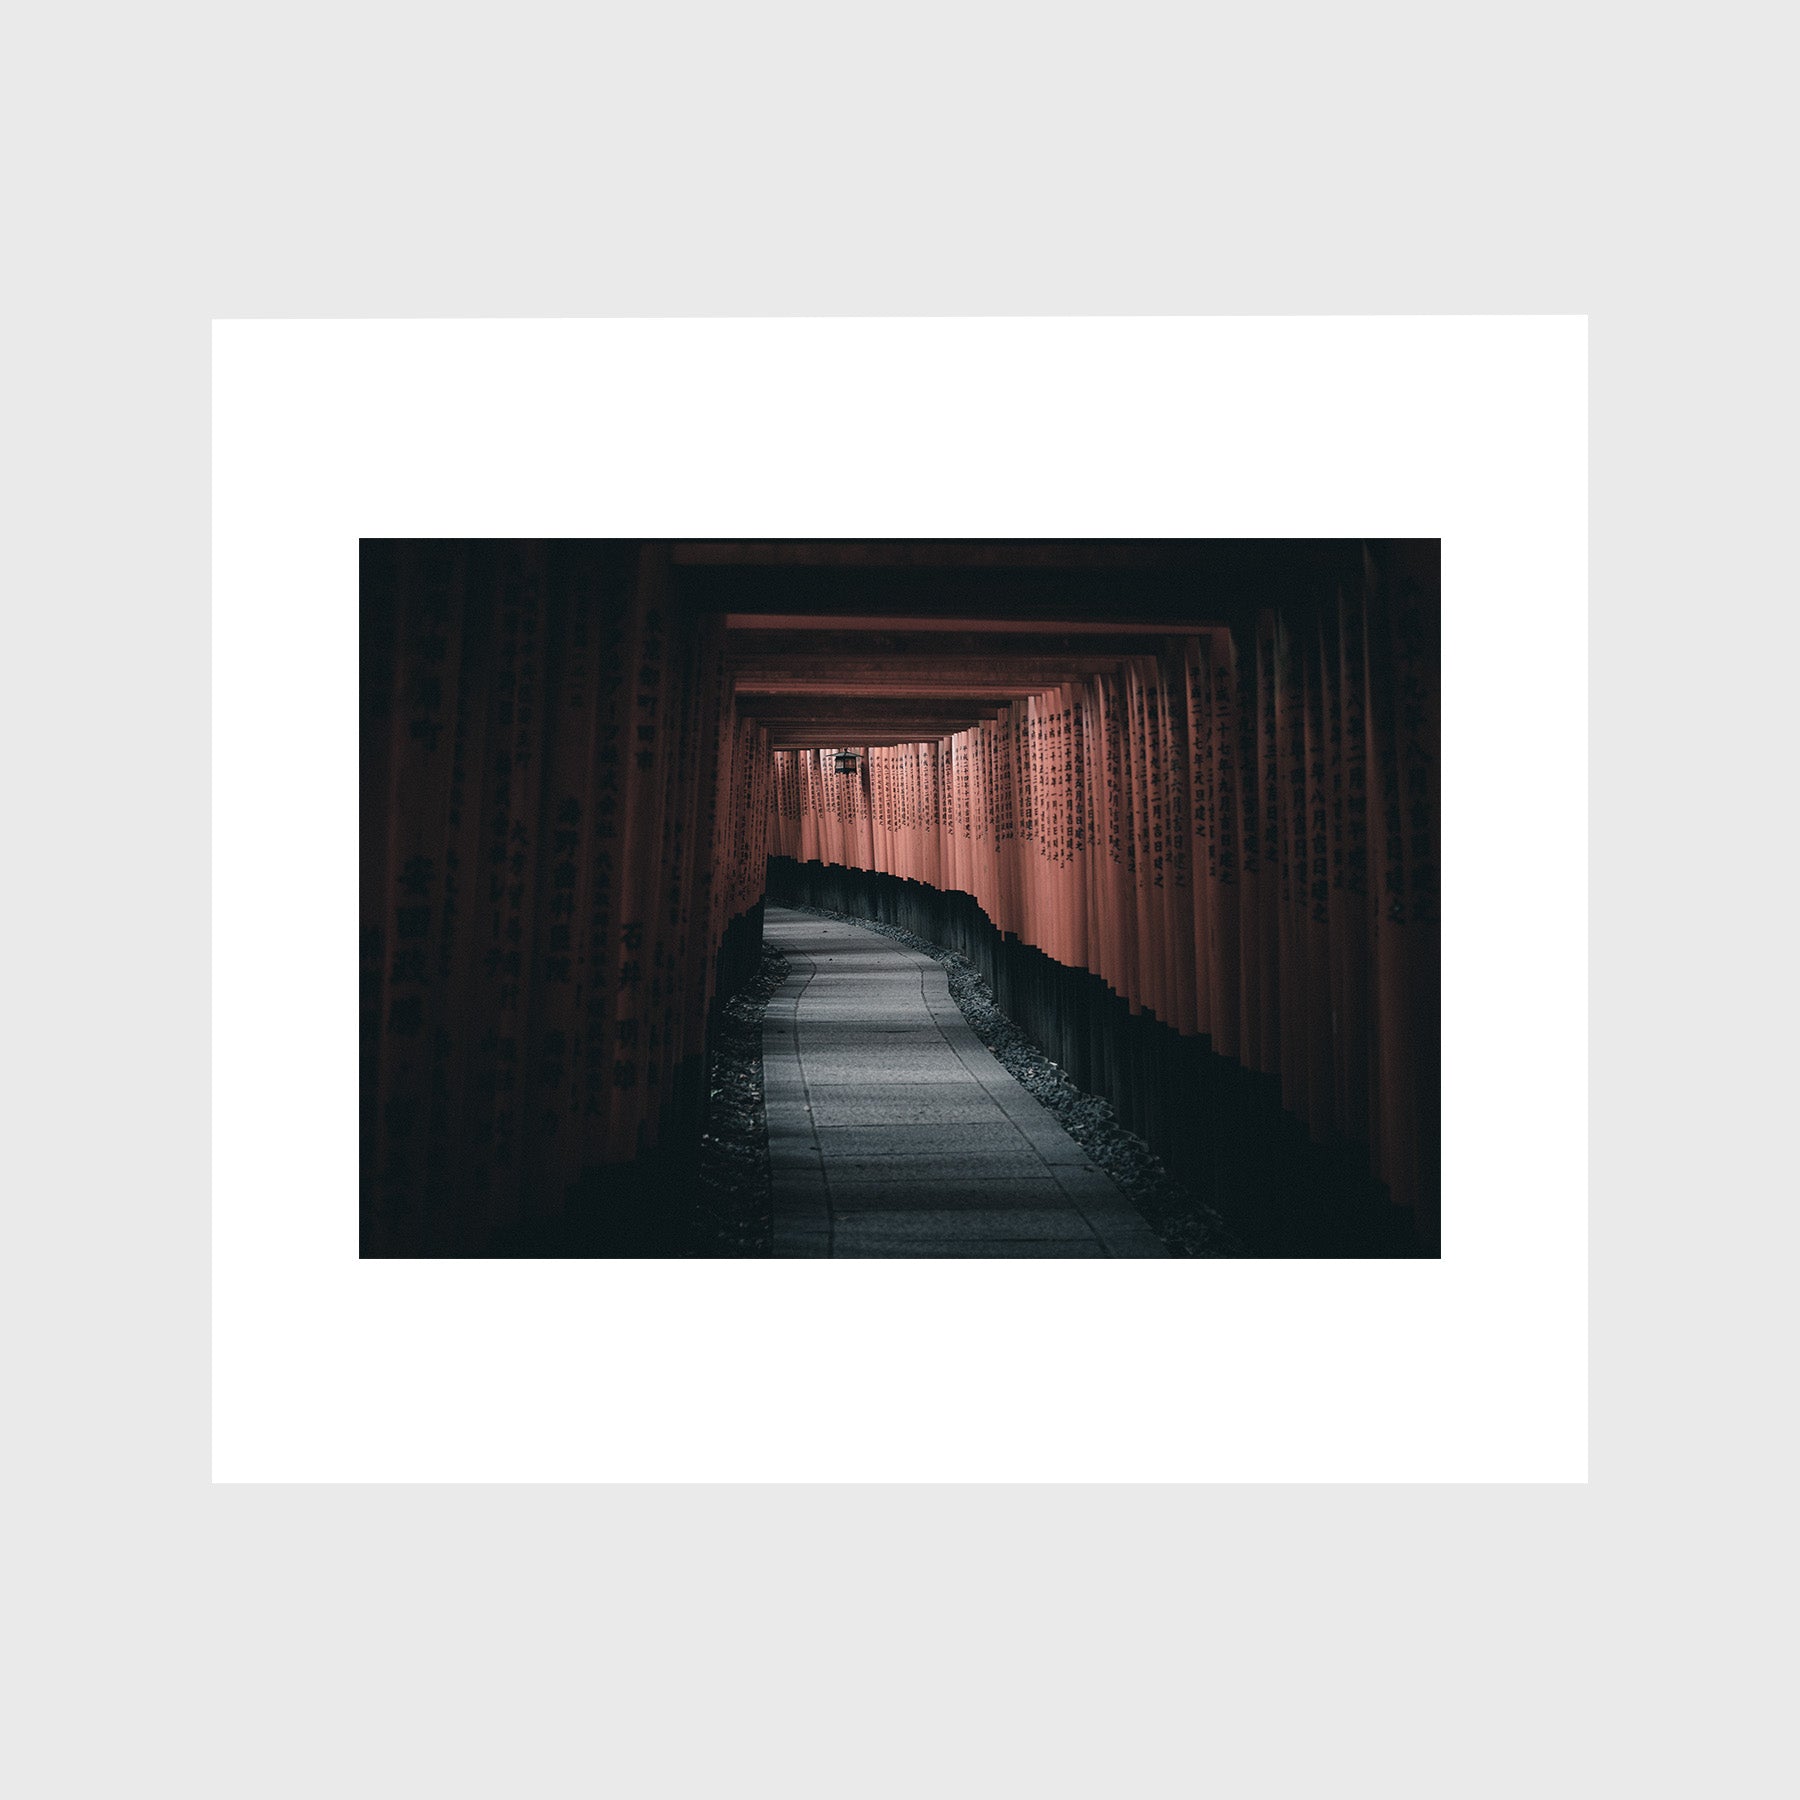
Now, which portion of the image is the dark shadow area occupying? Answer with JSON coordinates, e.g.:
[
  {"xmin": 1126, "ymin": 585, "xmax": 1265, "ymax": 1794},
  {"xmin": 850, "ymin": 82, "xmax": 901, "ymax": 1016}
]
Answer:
[{"xmin": 365, "ymin": 902, "xmax": 771, "ymax": 1258}]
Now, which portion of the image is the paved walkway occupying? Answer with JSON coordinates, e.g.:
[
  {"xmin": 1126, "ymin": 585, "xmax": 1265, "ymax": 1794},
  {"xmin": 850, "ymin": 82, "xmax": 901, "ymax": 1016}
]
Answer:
[{"xmin": 762, "ymin": 908, "xmax": 1168, "ymax": 1257}]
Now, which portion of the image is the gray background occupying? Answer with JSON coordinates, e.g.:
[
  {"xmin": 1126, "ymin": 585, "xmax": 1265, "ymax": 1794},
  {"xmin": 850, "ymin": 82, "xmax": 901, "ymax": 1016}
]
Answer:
[{"xmin": 11, "ymin": 1, "xmax": 1787, "ymax": 1794}]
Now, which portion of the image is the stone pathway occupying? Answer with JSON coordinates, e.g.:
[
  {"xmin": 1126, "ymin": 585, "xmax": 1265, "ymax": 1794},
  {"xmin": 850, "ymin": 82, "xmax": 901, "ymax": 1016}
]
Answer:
[{"xmin": 762, "ymin": 907, "xmax": 1169, "ymax": 1257}]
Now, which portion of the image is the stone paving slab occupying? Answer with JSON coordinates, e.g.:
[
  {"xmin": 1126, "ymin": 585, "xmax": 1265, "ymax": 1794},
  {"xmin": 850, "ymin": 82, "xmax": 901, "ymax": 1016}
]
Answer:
[
  {"xmin": 762, "ymin": 907, "xmax": 1168, "ymax": 1258},
  {"xmin": 816, "ymin": 1154, "xmax": 1047, "ymax": 1184},
  {"xmin": 830, "ymin": 1210, "xmax": 1101, "ymax": 1250},
  {"xmin": 803, "ymin": 1094, "xmax": 1013, "ymax": 1126},
  {"xmin": 784, "ymin": 1046, "xmax": 994, "ymax": 1076},
  {"xmin": 826, "ymin": 1179, "xmax": 1087, "ymax": 1212},
  {"xmin": 810, "ymin": 1123, "xmax": 1047, "ymax": 1157}
]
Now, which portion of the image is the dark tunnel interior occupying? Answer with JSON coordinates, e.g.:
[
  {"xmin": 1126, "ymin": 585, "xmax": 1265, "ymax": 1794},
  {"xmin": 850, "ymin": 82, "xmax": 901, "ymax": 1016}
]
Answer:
[{"xmin": 361, "ymin": 539, "xmax": 1440, "ymax": 1258}]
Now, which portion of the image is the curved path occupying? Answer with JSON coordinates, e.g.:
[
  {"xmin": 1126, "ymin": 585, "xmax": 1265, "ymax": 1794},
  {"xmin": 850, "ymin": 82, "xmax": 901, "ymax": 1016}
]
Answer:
[{"xmin": 763, "ymin": 908, "xmax": 1169, "ymax": 1257}]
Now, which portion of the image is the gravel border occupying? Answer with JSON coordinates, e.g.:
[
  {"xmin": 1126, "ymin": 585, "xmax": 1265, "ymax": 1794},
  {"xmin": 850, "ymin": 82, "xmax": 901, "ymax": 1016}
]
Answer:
[
  {"xmin": 684, "ymin": 943, "xmax": 790, "ymax": 1256},
  {"xmin": 776, "ymin": 903, "xmax": 1245, "ymax": 1257}
]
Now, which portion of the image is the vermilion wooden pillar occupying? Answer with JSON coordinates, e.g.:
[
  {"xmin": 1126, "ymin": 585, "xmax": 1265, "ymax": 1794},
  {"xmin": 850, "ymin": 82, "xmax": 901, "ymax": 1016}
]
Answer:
[{"xmin": 767, "ymin": 541, "xmax": 1440, "ymax": 1244}]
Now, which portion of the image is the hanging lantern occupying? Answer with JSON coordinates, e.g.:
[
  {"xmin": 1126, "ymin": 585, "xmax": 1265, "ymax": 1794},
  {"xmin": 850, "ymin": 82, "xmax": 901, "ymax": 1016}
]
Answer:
[{"xmin": 834, "ymin": 750, "xmax": 862, "ymax": 775}]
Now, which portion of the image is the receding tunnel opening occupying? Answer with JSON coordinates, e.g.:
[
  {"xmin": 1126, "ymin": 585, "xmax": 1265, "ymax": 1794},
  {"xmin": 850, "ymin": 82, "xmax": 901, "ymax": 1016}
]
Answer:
[{"xmin": 362, "ymin": 540, "xmax": 1439, "ymax": 1258}]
